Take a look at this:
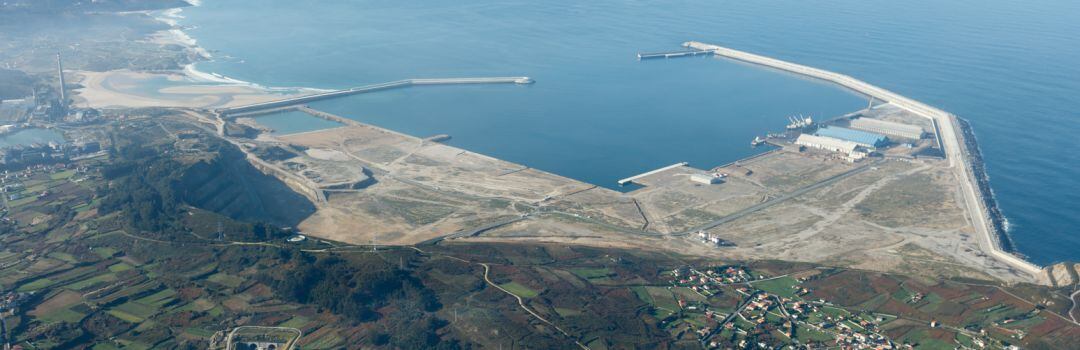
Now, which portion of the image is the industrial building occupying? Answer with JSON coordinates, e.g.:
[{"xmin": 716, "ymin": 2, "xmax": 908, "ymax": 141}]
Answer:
[
  {"xmin": 795, "ymin": 134, "xmax": 867, "ymax": 162},
  {"xmin": 849, "ymin": 117, "xmax": 924, "ymax": 140},
  {"xmin": 814, "ymin": 126, "xmax": 888, "ymax": 148},
  {"xmin": 690, "ymin": 173, "xmax": 725, "ymax": 185}
]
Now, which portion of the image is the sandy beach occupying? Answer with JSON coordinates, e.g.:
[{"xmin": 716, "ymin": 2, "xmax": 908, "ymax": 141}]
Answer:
[
  {"xmin": 71, "ymin": 70, "xmax": 311, "ymax": 109},
  {"xmin": 67, "ymin": 3, "xmax": 315, "ymax": 110}
]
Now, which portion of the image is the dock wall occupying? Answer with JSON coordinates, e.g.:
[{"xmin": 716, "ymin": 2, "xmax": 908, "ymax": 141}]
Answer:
[{"xmin": 684, "ymin": 41, "xmax": 1042, "ymax": 277}]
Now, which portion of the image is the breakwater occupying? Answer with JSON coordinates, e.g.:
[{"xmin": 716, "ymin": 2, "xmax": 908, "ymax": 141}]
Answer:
[
  {"xmin": 684, "ymin": 41, "xmax": 1043, "ymax": 278},
  {"xmin": 217, "ymin": 77, "xmax": 534, "ymax": 116},
  {"xmin": 957, "ymin": 117, "xmax": 1016, "ymax": 253}
]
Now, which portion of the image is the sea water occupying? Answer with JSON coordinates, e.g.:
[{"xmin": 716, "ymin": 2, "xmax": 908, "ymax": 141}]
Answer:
[
  {"xmin": 180, "ymin": 0, "xmax": 1080, "ymax": 265},
  {"xmin": 0, "ymin": 128, "xmax": 65, "ymax": 148}
]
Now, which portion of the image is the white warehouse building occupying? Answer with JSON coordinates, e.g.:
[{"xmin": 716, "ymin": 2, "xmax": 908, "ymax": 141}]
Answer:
[
  {"xmin": 795, "ymin": 134, "xmax": 867, "ymax": 162},
  {"xmin": 849, "ymin": 117, "xmax": 924, "ymax": 140}
]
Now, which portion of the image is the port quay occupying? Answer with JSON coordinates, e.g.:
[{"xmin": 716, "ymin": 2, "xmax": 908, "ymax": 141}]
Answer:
[
  {"xmin": 211, "ymin": 44, "xmax": 1040, "ymax": 279},
  {"xmin": 682, "ymin": 41, "xmax": 1041, "ymax": 277}
]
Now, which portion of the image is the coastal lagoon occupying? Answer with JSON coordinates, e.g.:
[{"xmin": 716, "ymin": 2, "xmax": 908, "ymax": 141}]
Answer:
[
  {"xmin": 252, "ymin": 110, "xmax": 343, "ymax": 135},
  {"xmin": 180, "ymin": 0, "xmax": 1079, "ymax": 264},
  {"xmin": 0, "ymin": 128, "xmax": 65, "ymax": 148}
]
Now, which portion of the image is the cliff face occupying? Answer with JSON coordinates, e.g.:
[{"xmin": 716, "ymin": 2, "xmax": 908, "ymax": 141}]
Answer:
[
  {"xmin": 1037, "ymin": 262, "xmax": 1080, "ymax": 288},
  {"xmin": 176, "ymin": 146, "xmax": 316, "ymax": 228}
]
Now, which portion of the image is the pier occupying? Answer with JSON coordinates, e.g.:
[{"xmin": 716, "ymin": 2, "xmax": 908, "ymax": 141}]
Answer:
[
  {"xmin": 217, "ymin": 77, "xmax": 534, "ymax": 116},
  {"xmin": 637, "ymin": 50, "xmax": 713, "ymax": 60},
  {"xmin": 618, "ymin": 162, "xmax": 689, "ymax": 186},
  {"xmin": 684, "ymin": 41, "xmax": 1042, "ymax": 277}
]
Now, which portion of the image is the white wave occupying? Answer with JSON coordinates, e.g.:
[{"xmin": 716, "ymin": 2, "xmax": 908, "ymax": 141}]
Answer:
[
  {"xmin": 182, "ymin": 64, "xmax": 334, "ymax": 94},
  {"xmin": 168, "ymin": 29, "xmax": 211, "ymax": 58},
  {"xmin": 157, "ymin": 1, "xmax": 332, "ymax": 94}
]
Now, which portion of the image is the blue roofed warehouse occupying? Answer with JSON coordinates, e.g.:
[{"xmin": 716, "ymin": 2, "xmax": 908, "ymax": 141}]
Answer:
[{"xmin": 814, "ymin": 126, "xmax": 888, "ymax": 148}]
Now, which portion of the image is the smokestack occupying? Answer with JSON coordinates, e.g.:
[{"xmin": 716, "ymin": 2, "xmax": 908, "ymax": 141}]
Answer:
[{"xmin": 56, "ymin": 52, "xmax": 66, "ymax": 104}]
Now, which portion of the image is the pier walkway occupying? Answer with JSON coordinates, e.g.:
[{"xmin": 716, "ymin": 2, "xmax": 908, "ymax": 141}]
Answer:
[
  {"xmin": 218, "ymin": 77, "xmax": 534, "ymax": 116},
  {"xmin": 684, "ymin": 41, "xmax": 1042, "ymax": 277},
  {"xmin": 637, "ymin": 50, "xmax": 713, "ymax": 60}
]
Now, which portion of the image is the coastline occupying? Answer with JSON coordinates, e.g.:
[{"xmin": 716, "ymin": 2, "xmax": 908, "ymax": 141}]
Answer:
[
  {"xmin": 149, "ymin": 3, "xmax": 333, "ymax": 93},
  {"xmin": 70, "ymin": 2, "xmax": 329, "ymax": 109},
  {"xmin": 68, "ymin": 0, "xmax": 336, "ymax": 110},
  {"xmin": 66, "ymin": 0, "xmax": 1050, "ymax": 282}
]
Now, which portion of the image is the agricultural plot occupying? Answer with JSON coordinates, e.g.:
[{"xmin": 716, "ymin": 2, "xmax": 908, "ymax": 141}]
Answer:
[{"xmin": 499, "ymin": 281, "xmax": 539, "ymax": 298}]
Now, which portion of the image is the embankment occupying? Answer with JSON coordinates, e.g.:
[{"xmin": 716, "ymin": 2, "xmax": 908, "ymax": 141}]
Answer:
[{"xmin": 955, "ymin": 117, "xmax": 1015, "ymax": 252}]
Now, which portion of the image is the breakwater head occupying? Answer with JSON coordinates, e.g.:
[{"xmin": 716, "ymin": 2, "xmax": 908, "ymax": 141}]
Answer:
[
  {"xmin": 217, "ymin": 77, "xmax": 534, "ymax": 117},
  {"xmin": 684, "ymin": 41, "xmax": 1043, "ymax": 278}
]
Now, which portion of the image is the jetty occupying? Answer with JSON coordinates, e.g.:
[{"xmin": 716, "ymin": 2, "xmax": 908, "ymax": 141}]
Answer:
[
  {"xmin": 637, "ymin": 50, "xmax": 713, "ymax": 60},
  {"xmin": 217, "ymin": 77, "xmax": 534, "ymax": 116},
  {"xmin": 618, "ymin": 162, "xmax": 689, "ymax": 186},
  {"xmin": 683, "ymin": 41, "xmax": 1042, "ymax": 277}
]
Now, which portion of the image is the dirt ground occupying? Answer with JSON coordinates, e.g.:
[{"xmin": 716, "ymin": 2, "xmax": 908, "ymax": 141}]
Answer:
[{"xmin": 216, "ymin": 105, "xmax": 1035, "ymax": 284}]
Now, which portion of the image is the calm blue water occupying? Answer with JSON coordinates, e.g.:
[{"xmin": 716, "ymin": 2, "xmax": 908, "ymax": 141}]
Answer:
[
  {"xmin": 252, "ymin": 110, "xmax": 343, "ymax": 135},
  {"xmin": 180, "ymin": 0, "xmax": 1080, "ymax": 265},
  {"xmin": 0, "ymin": 128, "xmax": 65, "ymax": 148}
]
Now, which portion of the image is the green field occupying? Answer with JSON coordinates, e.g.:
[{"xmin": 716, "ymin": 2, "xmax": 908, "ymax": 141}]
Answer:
[
  {"xmin": 49, "ymin": 170, "xmax": 76, "ymax": 180},
  {"xmin": 554, "ymin": 307, "xmax": 582, "ymax": 317},
  {"xmin": 17, "ymin": 277, "xmax": 56, "ymax": 292},
  {"xmin": 645, "ymin": 287, "xmax": 680, "ymax": 316},
  {"xmin": 108, "ymin": 262, "xmax": 134, "ymax": 272},
  {"xmin": 630, "ymin": 286, "xmax": 653, "ymax": 304},
  {"xmin": 207, "ymin": 272, "xmax": 245, "ymax": 288},
  {"xmin": 184, "ymin": 327, "xmax": 216, "ymax": 338},
  {"xmin": 570, "ymin": 267, "xmax": 614, "ymax": 279},
  {"xmin": 93, "ymin": 247, "xmax": 119, "ymax": 258},
  {"xmin": 499, "ymin": 281, "xmax": 539, "ymax": 298},
  {"xmin": 38, "ymin": 307, "xmax": 87, "ymax": 323},
  {"xmin": 751, "ymin": 276, "xmax": 800, "ymax": 298},
  {"xmin": 135, "ymin": 288, "xmax": 177, "ymax": 308},
  {"xmin": 279, "ymin": 316, "xmax": 311, "ymax": 329},
  {"xmin": 63, "ymin": 273, "xmax": 117, "ymax": 290},
  {"xmin": 110, "ymin": 300, "xmax": 158, "ymax": 322},
  {"xmin": 48, "ymin": 252, "xmax": 79, "ymax": 263},
  {"xmin": 107, "ymin": 309, "xmax": 145, "ymax": 323}
]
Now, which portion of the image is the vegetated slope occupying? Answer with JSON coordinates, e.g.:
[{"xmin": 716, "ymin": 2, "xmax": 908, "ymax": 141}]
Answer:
[
  {"xmin": 101, "ymin": 118, "xmax": 315, "ymax": 232},
  {"xmin": 175, "ymin": 145, "xmax": 315, "ymax": 227}
]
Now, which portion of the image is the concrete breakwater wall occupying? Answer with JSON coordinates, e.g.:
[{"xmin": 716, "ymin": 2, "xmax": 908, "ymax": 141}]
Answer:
[
  {"xmin": 684, "ymin": 41, "xmax": 1043, "ymax": 277},
  {"xmin": 956, "ymin": 117, "xmax": 1016, "ymax": 252},
  {"xmin": 294, "ymin": 106, "xmax": 360, "ymax": 126},
  {"xmin": 218, "ymin": 77, "xmax": 533, "ymax": 116}
]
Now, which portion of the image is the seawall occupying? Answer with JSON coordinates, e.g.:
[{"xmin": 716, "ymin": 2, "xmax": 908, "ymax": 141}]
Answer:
[
  {"xmin": 684, "ymin": 41, "xmax": 1043, "ymax": 278},
  {"xmin": 217, "ymin": 77, "xmax": 533, "ymax": 116}
]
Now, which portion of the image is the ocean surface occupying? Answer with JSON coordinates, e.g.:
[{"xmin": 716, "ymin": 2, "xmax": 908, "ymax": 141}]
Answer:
[{"xmin": 178, "ymin": 0, "xmax": 1079, "ymax": 265}]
